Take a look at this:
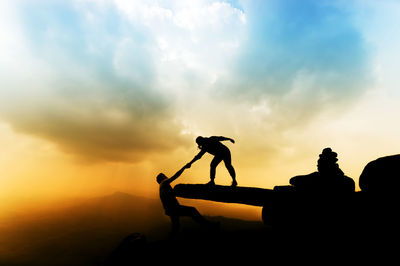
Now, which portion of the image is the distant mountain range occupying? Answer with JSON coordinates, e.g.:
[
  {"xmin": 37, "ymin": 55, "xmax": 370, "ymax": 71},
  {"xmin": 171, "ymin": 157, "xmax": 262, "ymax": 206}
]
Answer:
[{"xmin": 0, "ymin": 192, "xmax": 266, "ymax": 266}]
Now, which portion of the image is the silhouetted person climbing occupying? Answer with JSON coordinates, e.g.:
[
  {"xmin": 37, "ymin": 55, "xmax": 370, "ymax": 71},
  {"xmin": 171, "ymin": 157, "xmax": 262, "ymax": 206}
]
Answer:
[
  {"xmin": 290, "ymin": 147, "xmax": 355, "ymax": 193},
  {"xmin": 187, "ymin": 136, "xmax": 237, "ymax": 186},
  {"xmin": 156, "ymin": 164, "xmax": 218, "ymax": 237}
]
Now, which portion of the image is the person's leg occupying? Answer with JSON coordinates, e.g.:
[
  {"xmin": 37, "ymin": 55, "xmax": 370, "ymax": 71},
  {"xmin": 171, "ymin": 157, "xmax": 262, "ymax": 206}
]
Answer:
[
  {"xmin": 209, "ymin": 156, "xmax": 223, "ymax": 184},
  {"xmin": 169, "ymin": 215, "xmax": 180, "ymax": 237},
  {"xmin": 177, "ymin": 205, "xmax": 212, "ymax": 226},
  {"xmin": 223, "ymin": 151, "xmax": 237, "ymax": 186}
]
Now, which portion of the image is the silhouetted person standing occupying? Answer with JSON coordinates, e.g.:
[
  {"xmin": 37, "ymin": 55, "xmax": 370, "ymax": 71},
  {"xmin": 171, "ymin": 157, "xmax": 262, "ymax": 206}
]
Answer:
[
  {"xmin": 187, "ymin": 136, "xmax": 237, "ymax": 186},
  {"xmin": 156, "ymin": 164, "xmax": 218, "ymax": 237}
]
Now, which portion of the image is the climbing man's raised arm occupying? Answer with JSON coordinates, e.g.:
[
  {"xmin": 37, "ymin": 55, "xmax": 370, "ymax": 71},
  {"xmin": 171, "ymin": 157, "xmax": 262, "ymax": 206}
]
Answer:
[{"xmin": 168, "ymin": 164, "xmax": 190, "ymax": 184}]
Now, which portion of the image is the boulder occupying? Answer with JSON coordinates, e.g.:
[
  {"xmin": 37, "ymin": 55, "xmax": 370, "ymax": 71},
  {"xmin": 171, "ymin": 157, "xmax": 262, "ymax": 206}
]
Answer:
[
  {"xmin": 359, "ymin": 154, "xmax": 400, "ymax": 193},
  {"xmin": 105, "ymin": 233, "xmax": 147, "ymax": 265},
  {"xmin": 174, "ymin": 184, "xmax": 274, "ymax": 206}
]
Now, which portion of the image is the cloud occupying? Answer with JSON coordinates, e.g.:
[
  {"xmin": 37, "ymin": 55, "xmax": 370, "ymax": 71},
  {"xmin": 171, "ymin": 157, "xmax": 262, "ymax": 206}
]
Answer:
[
  {"xmin": 217, "ymin": 0, "xmax": 371, "ymax": 125},
  {"xmin": 113, "ymin": 0, "xmax": 246, "ymax": 30},
  {"xmin": 0, "ymin": 0, "xmax": 248, "ymax": 162},
  {"xmin": 0, "ymin": 0, "xmax": 372, "ymax": 163},
  {"xmin": 171, "ymin": 0, "xmax": 373, "ymax": 162},
  {"xmin": 0, "ymin": 0, "xmax": 189, "ymax": 162}
]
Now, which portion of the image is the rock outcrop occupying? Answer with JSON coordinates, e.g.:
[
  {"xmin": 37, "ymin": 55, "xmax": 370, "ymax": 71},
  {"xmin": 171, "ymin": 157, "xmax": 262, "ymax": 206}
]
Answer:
[
  {"xmin": 174, "ymin": 152, "xmax": 400, "ymax": 239},
  {"xmin": 359, "ymin": 154, "xmax": 400, "ymax": 193},
  {"xmin": 174, "ymin": 184, "xmax": 273, "ymax": 206}
]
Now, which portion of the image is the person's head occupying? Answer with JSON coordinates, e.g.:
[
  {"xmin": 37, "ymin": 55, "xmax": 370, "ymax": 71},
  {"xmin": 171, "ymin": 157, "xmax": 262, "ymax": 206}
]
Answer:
[
  {"xmin": 156, "ymin": 173, "xmax": 167, "ymax": 184},
  {"xmin": 196, "ymin": 136, "xmax": 205, "ymax": 149}
]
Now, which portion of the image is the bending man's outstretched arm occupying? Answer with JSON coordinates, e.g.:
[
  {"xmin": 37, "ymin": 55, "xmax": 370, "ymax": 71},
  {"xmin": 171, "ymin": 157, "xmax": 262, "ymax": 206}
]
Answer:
[
  {"xmin": 210, "ymin": 136, "xmax": 235, "ymax": 143},
  {"xmin": 187, "ymin": 150, "xmax": 206, "ymax": 167}
]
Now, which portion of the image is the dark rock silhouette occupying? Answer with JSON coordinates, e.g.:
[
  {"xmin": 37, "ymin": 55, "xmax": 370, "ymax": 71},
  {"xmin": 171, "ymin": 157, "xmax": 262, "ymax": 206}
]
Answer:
[
  {"xmin": 106, "ymin": 217, "xmax": 275, "ymax": 264},
  {"xmin": 356, "ymin": 154, "xmax": 400, "ymax": 240},
  {"xmin": 105, "ymin": 233, "xmax": 147, "ymax": 266},
  {"xmin": 276, "ymin": 148, "xmax": 355, "ymax": 231},
  {"xmin": 103, "ymin": 150, "xmax": 400, "ymax": 264},
  {"xmin": 174, "ymin": 184, "xmax": 273, "ymax": 206},
  {"xmin": 174, "ymin": 149, "xmax": 400, "ymax": 249},
  {"xmin": 176, "ymin": 148, "xmax": 357, "ymax": 233},
  {"xmin": 289, "ymin": 147, "xmax": 355, "ymax": 194},
  {"xmin": 175, "ymin": 183, "xmax": 355, "ymax": 234},
  {"xmin": 359, "ymin": 154, "xmax": 400, "ymax": 193}
]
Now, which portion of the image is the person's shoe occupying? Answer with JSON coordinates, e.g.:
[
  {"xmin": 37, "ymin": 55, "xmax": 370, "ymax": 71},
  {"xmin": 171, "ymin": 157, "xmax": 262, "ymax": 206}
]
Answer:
[
  {"xmin": 231, "ymin": 180, "xmax": 238, "ymax": 187},
  {"xmin": 206, "ymin": 180, "xmax": 215, "ymax": 186}
]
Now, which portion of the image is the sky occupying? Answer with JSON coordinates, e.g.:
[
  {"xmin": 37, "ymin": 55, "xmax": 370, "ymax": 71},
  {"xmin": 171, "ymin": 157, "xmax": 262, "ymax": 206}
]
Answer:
[{"xmin": 1, "ymin": 0, "xmax": 400, "ymax": 212}]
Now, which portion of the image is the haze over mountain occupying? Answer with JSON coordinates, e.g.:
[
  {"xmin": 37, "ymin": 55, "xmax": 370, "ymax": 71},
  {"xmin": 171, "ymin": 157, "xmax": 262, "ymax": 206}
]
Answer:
[
  {"xmin": 0, "ymin": 192, "xmax": 166, "ymax": 265},
  {"xmin": 0, "ymin": 191, "xmax": 265, "ymax": 266}
]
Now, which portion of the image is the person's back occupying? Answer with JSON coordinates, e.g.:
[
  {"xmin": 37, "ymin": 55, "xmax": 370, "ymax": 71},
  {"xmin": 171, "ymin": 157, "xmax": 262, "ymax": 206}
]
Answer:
[
  {"xmin": 159, "ymin": 179, "xmax": 180, "ymax": 215},
  {"xmin": 202, "ymin": 137, "xmax": 229, "ymax": 156}
]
